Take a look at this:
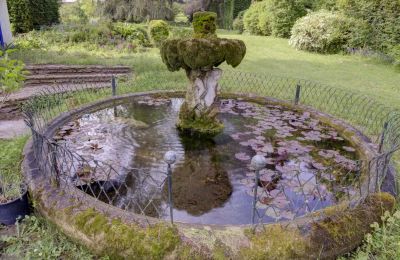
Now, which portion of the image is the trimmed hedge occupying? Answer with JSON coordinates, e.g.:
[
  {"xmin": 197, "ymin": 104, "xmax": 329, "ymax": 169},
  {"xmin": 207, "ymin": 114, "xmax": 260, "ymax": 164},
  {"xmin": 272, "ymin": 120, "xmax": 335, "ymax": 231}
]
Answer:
[
  {"xmin": 8, "ymin": 0, "xmax": 59, "ymax": 33},
  {"xmin": 338, "ymin": 0, "xmax": 400, "ymax": 55}
]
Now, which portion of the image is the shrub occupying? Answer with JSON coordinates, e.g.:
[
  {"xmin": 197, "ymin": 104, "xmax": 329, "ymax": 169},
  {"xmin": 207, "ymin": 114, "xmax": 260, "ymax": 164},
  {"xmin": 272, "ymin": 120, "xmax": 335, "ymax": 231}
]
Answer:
[
  {"xmin": 233, "ymin": 11, "xmax": 245, "ymax": 33},
  {"xmin": 59, "ymin": 1, "xmax": 89, "ymax": 24},
  {"xmin": 8, "ymin": 0, "xmax": 60, "ymax": 33},
  {"xmin": 300, "ymin": 0, "xmax": 337, "ymax": 10},
  {"xmin": 337, "ymin": 0, "xmax": 400, "ymax": 56},
  {"xmin": 170, "ymin": 27, "xmax": 193, "ymax": 39},
  {"xmin": 267, "ymin": 0, "xmax": 307, "ymax": 38},
  {"xmin": 243, "ymin": 0, "xmax": 307, "ymax": 38},
  {"xmin": 68, "ymin": 23, "xmax": 112, "ymax": 45},
  {"xmin": 289, "ymin": 10, "xmax": 355, "ymax": 53},
  {"xmin": 112, "ymin": 23, "xmax": 151, "ymax": 47},
  {"xmin": 7, "ymin": 0, "xmax": 33, "ymax": 33},
  {"xmin": 0, "ymin": 48, "xmax": 26, "ymax": 93},
  {"xmin": 149, "ymin": 20, "xmax": 170, "ymax": 47},
  {"xmin": 243, "ymin": 1, "xmax": 264, "ymax": 35}
]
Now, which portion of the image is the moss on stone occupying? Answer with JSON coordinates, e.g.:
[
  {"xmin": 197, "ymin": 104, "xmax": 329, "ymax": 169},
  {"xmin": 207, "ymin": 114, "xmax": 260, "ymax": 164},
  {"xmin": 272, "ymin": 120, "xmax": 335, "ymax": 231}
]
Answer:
[
  {"xmin": 193, "ymin": 11, "xmax": 217, "ymax": 37},
  {"xmin": 309, "ymin": 192, "xmax": 396, "ymax": 256},
  {"xmin": 177, "ymin": 102, "xmax": 224, "ymax": 137},
  {"xmin": 240, "ymin": 224, "xmax": 307, "ymax": 260},
  {"xmin": 74, "ymin": 208, "xmax": 180, "ymax": 259},
  {"xmin": 161, "ymin": 37, "xmax": 246, "ymax": 71}
]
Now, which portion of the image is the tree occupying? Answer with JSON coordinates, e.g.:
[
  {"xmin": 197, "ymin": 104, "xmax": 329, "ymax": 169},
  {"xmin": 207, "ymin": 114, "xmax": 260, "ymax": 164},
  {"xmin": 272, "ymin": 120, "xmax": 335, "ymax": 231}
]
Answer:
[
  {"xmin": 100, "ymin": 0, "xmax": 174, "ymax": 23},
  {"xmin": 160, "ymin": 12, "xmax": 246, "ymax": 137}
]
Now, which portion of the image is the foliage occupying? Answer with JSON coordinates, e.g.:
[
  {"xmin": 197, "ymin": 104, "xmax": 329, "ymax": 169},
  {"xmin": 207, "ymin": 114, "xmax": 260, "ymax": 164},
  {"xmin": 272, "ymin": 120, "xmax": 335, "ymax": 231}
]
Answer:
[
  {"xmin": 232, "ymin": 0, "xmax": 252, "ymax": 19},
  {"xmin": 342, "ymin": 210, "xmax": 400, "ymax": 260},
  {"xmin": 185, "ymin": 0, "xmax": 251, "ymax": 29},
  {"xmin": 7, "ymin": 0, "xmax": 32, "ymax": 33},
  {"xmin": 170, "ymin": 27, "xmax": 193, "ymax": 39},
  {"xmin": 243, "ymin": 0, "xmax": 307, "ymax": 38},
  {"xmin": 59, "ymin": 1, "xmax": 89, "ymax": 25},
  {"xmin": 149, "ymin": 20, "xmax": 170, "ymax": 47},
  {"xmin": 289, "ymin": 10, "xmax": 356, "ymax": 53},
  {"xmin": 0, "ymin": 48, "xmax": 27, "ymax": 93},
  {"xmin": 337, "ymin": 0, "xmax": 400, "ymax": 62},
  {"xmin": 300, "ymin": 0, "xmax": 337, "ymax": 10},
  {"xmin": 0, "ymin": 136, "xmax": 29, "ymax": 203},
  {"xmin": 243, "ymin": 1, "xmax": 264, "ymax": 35},
  {"xmin": 8, "ymin": 0, "xmax": 59, "ymax": 33},
  {"xmin": 0, "ymin": 215, "xmax": 94, "ymax": 259},
  {"xmin": 267, "ymin": 0, "xmax": 307, "ymax": 38},
  {"xmin": 14, "ymin": 23, "xmax": 152, "ymax": 53},
  {"xmin": 233, "ymin": 11, "xmax": 245, "ymax": 33},
  {"xmin": 112, "ymin": 23, "xmax": 151, "ymax": 47},
  {"xmin": 100, "ymin": 0, "xmax": 174, "ymax": 23},
  {"xmin": 193, "ymin": 11, "xmax": 218, "ymax": 37}
]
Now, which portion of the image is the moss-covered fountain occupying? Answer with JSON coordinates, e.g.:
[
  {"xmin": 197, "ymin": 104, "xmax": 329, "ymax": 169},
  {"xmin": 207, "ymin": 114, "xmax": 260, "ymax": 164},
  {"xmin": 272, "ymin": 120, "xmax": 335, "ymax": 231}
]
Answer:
[
  {"xmin": 161, "ymin": 11, "xmax": 246, "ymax": 136},
  {"xmin": 22, "ymin": 11, "xmax": 397, "ymax": 260}
]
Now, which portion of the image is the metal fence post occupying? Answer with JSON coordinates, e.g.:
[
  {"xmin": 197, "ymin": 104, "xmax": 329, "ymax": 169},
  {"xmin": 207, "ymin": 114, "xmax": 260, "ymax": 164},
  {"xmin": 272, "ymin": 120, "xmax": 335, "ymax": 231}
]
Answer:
[
  {"xmin": 47, "ymin": 141, "xmax": 59, "ymax": 187},
  {"xmin": 294, "ymin": 84, "xmax": 301, "ymax": 105},
  {"xmin": 251, "ymin": 155, "xmax": 267, "ymax": 228},
  {"xmin": 164, "ymin": 151, "xmax": 177, "ymax": 225},
  {"xmin": 111, "ymin": 75, "xmax": 117, "ymax": 97},
  {"xmin": 378, "ymin": 122, "xmax": 389, "ymax": 153}
]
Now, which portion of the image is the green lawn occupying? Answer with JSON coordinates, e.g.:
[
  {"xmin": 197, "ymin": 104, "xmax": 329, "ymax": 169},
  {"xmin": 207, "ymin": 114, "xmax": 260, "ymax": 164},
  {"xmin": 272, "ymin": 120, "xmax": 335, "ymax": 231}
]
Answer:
[
  {"xmin": 13, "ymin": 32, "xmax": 400, "ymax": 107},
  {"xmin": 222, "ymin": 35, "xmax": 400, "ymax": 108}
]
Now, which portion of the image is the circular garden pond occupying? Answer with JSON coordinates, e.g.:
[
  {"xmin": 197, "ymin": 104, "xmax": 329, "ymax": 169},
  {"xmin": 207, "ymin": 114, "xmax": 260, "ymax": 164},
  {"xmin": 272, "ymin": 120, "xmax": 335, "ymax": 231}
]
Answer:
[{"xmin": 53, "ymin": 95, "xmax": 361, "ymax": 225}]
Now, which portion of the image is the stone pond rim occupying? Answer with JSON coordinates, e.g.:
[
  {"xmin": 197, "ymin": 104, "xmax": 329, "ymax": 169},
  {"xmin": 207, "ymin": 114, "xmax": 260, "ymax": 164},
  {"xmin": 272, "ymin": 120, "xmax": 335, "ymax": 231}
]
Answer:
[{"xmin": 22, "ymin": 90, "xmax": 397, "ymax": 259}]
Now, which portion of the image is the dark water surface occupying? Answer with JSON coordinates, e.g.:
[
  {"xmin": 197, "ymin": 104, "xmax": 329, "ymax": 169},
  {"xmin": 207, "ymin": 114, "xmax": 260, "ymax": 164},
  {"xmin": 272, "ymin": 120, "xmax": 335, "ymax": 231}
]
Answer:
[{"xmin": 57, "ymin": 96, "xmax": 360, "ymax": 225}]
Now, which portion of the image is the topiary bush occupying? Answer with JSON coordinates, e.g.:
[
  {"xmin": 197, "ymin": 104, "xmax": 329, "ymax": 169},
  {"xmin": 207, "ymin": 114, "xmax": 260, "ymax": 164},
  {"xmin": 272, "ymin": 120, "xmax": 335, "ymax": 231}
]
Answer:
[
  {"xmin": 243, "ymin": 0, "xmax": 307, "ymax": 38},
  {"xmin": 148, "ymin": 20, "xmax": 170, "ymax": 47},
  {"xmin": 289, "ymin": 10, "xmax": 355, "ymax": 54}
]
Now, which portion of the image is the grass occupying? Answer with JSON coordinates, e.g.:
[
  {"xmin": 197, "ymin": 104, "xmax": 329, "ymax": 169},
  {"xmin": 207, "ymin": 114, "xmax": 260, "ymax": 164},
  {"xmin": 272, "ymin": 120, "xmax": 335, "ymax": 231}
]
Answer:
[
  {"xmin": 0, "ymin": 215, "xmax": 96, "ymax": 259},
  {"xmin": 12, "ymin": 31, "xmax": 400, "ymax": 107},
  {"xmin": 0, "ymin": 136, "xmax": 29, "ymax": 202}
]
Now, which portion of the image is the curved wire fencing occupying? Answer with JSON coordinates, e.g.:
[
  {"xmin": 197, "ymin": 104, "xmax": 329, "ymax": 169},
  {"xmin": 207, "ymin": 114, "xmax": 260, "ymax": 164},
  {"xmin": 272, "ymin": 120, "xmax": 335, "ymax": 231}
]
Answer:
[{"xmin": 19, "ymin": 70, "xmax": 400, "ymax": 228}]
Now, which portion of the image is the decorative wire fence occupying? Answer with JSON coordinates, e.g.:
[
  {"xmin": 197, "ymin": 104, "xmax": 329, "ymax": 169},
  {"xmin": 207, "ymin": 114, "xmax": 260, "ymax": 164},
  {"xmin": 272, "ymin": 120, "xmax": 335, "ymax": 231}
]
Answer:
[{"xmin": 18, "ymin": 70, "xmax": 400, "ymax": 228}]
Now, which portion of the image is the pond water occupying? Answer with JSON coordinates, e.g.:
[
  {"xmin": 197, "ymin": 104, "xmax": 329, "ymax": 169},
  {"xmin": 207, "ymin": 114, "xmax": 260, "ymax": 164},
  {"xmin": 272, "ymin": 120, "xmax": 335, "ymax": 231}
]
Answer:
[{"xmin": 55, "ymin": 96, "xmax": 360, "ymax": 225}]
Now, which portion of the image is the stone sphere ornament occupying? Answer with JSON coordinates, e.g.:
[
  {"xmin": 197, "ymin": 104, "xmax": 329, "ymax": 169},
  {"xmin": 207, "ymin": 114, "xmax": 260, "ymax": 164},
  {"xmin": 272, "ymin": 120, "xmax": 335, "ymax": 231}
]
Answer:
[
  {"xmin": 164, "ymin": 151, "xmax": 177, "ymax": 165},
  {"xmin": 160, "ymin": 11, "xmax": 246, "ymax": 137},
  {"xmin": 251, "ymin": 155, "xmax": 267, "ymax": 171}
]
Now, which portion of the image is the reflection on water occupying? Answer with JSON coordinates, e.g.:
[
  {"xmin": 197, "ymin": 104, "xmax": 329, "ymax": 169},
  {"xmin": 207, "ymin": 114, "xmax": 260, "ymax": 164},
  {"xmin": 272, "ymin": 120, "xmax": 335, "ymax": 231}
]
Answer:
[{"xmin": 59, "ymin": 96, "xmax": 360, "ymax": 225}]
